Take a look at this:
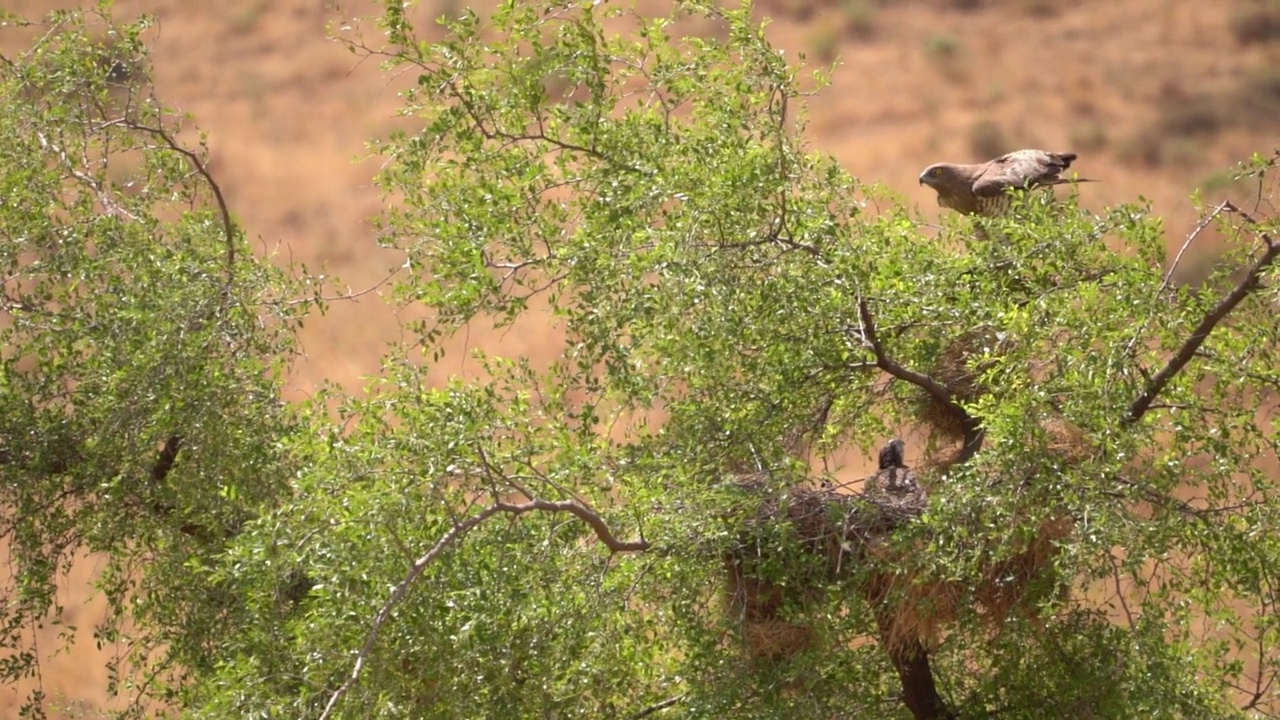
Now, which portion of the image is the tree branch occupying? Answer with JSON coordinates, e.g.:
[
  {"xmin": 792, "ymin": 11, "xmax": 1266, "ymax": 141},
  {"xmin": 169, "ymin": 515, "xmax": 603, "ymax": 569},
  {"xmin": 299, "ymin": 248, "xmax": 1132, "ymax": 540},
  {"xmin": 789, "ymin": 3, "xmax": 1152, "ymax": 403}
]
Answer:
[
  {"xmin": 114, "ymin": 111, "xmax": 237, "ymax": 284},
  {"xmin": 858, "ymin": 300, "xmax": 965, "ymax": 420},
  {"xmin": 1161, "ymin": 201, "xmax": 1233, "ymax": 295},
  {"xmin": 34, "ymin": 131, "xmax": 141, "ymax": 224},
  {"xmin": 873, "ymin": 607, "xmax": 955, "ymax": 720},
  {"xmin": 1123, "ymin": 234, "xmax": 1279, "ymax": 426},
  {"xmin": 857, "ymin": 299, "xmax": 983, "ymax": 459},
  {"xmin": 1124, "ymin": 201, "xmax": 1239, "ymax": 358},
  {"xmin": 318, "ymin": 496, "xmax": 648, "ymax": 720},
  {"xmin": 150, "ymin": 435, "xmax": 184, "ymax": 482},
  {"xmin": 855, "ymin": 299, "xmax": 971, "ymax": 718},
  {"xmin": 496, "ymin": 498, "xmax": 650, "ymax": 552},
  {"xmin": 627, "ymin": 693, "xmax": 686, "ymax": 719}
]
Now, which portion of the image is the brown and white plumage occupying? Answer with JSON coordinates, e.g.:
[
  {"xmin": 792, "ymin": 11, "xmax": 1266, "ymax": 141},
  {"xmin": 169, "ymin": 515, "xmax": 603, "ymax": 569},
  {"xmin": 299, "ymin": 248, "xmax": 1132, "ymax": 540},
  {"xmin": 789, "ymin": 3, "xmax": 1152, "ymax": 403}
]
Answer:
[{"xmin": 919, "ymin": 149, "xmax": 1088, "ymax": 217}]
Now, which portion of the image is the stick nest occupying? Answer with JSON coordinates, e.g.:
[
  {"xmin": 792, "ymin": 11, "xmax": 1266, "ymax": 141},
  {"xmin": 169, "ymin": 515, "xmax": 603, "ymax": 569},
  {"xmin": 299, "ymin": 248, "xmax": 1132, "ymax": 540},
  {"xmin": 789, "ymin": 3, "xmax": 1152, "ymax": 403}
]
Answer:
[{"xmin": 726, "ymin": 471, "xmax": 1070, "ymax": 658}]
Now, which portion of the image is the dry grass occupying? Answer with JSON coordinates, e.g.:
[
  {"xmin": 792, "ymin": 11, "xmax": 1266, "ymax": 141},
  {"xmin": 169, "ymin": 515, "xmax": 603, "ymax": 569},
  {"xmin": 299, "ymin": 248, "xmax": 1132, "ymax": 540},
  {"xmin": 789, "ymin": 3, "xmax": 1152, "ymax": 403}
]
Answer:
[{"xmin": 742, "ymin": 618, "xmax": 815, "ymax": 660}]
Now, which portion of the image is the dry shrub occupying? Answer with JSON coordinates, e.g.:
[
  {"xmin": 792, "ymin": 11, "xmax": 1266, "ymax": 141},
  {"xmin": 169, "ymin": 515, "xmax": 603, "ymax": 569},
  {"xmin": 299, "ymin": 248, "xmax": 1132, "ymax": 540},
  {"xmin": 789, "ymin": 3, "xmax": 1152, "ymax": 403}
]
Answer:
[
  {"xmin": 861, "ymin": 510, "xmax": 1071, "ymax": 651},
  {"xmin": 915, "ymin": 394, "xmax": 969, "ymax": 443},
  {"xmin": 1018, "ymin": 0, "xmax": 1057, "ymax": 16},
  {"xmin": 839, "ymin": 0, "xmax": 879, "ymax": 38},
  {"xmin": 725, "ymin": 544, "xmax": 815, "ymax": 659},
  {"xmin": 741, "ymin": 619, "xmax": 813, "ymax": 660},
  {"xmin": 932, "ymin": 330, "xmax": 994, "ymax": 400},
  {"xmin": 967, "ymin": 119, "xmax": 1010, "ymax": 160},
  {"xmin": 1158, "ymin": 94, "xmax": 1223, "ymax": 137},
  {"xmin": 862, "ymin": 552, "xmax": 963, "ymax": 651},
  {"xmin": 1068, "ymin": 121, "xmax": 1108, "ymax": 152},
  {"xmin": 1230, "ymin": 1, "xmax": 1280, "ymax": 45},
  {"xmin": 1234, "ymin": 66, "xmax": 1280, "ymax": 127},
  {"xmin": 1127, "ymin": 62, "xmax": 1280, "ymax": 167},
  {"xmin": 1115, "ymin": 131, "xmax": 1165, "ymax": 169},
  {"xmin": 756, "ymin": 0, "xmax": 825, "ymax": 21}
]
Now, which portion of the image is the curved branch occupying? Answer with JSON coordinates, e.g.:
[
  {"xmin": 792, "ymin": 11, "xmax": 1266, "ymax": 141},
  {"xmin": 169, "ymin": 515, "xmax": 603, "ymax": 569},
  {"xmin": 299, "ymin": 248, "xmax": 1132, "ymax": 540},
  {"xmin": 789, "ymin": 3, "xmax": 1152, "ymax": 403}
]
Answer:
[
  {"xmin": 318, "ymin": 496, "xmax": 648, "ymax": 720},
  {"xmin": 496, "ymin": 498, "xmax": 650, "ymax": 552},
  {"xmin": 117, "ymin": 113, "xmax": 237, "ymax": 283},
  {"xmin": 857, "ymin": 299, "xmax": 984, "ymax": 459},
  {"xmin": 1124, "ymin": 234, "xmax": 1279, "ymax": 426}
]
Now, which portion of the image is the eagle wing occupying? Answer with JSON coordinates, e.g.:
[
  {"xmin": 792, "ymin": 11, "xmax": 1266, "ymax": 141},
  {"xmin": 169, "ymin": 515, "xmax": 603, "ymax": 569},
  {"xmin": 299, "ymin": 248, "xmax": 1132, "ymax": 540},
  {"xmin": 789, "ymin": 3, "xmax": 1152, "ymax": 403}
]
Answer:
[{"xmin": 971, "ymin": 150, "xmax": 1077, "ymax": 197}]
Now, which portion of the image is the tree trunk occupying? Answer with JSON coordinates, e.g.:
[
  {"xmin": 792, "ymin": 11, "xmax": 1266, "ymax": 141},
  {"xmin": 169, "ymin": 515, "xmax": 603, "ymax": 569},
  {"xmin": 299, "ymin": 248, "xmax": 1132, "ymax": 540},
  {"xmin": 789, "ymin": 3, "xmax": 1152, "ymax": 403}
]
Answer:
[{"xmin": 875, "ymin": 611, "xmax": 954, "ymax": 720}]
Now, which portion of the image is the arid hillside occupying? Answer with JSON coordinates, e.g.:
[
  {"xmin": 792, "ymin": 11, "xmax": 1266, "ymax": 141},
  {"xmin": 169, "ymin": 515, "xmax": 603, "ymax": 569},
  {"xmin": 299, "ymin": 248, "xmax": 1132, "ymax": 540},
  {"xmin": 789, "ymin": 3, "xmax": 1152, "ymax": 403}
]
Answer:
[{"xmin": 1, "ymin": 0, "xmax": 1278, "ymax": 715}]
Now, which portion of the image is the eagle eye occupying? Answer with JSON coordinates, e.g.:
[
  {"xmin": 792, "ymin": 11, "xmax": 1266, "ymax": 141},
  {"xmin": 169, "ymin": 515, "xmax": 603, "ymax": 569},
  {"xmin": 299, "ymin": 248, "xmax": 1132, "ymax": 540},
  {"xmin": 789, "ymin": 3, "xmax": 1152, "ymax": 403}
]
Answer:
[{"xmin": 932, "ymin": 167, "xmax": 943, "ymax": 176}]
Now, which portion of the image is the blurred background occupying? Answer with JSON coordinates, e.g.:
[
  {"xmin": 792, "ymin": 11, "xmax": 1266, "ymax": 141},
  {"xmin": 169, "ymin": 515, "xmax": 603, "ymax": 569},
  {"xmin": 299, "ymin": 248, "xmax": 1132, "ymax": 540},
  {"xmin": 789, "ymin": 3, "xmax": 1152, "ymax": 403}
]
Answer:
[{"xmin": 1, "ymin": 0, "xmax": 1277, "ymax": 714}]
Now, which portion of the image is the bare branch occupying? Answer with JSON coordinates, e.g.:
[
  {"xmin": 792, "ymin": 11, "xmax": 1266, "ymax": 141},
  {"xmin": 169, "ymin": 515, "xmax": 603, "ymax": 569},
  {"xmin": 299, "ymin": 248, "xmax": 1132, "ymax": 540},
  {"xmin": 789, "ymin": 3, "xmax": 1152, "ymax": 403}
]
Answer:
[
  {"xmin": 1242, "ymin": 569, "xmax": 1280, "ymax": 712},
  {"xmin": 1123, "ymin": 201, "xmax": 1235, "ymax": 357},
  {"xmin": 628, "ymin": 694, "xmax": 687, "ymax": 719},
  {"xmin": 1105, "ymin": 476, "xmax": 1264, "ymax": 521},
  {"xmin": 268, "ymin": 265, "xmax": 405, "ymax": 308},
  {"xmin": 449, "ymin": 79, "xmax": 616, "ymax": 165},
  {"xmin": 496, "ymin": 498, "xmax": 650, "ymax": 553},
  {"xmin": 1107, "ymin": 550, "xmax": 1136, "ymax": 631},
  {"xmin": 317, "ymin": 504, "xmax": 503, "ymax": 720},
  {"xmin": 318, "ymin": 496, "xmax": 648, "ymax": 720},
  {"xmin": 857, "ymin": 301, "xmax": 960, "ymax": 416},
  {"xmin": 1123, "ymin": 235, "xmax": 1280, "ymax": 426},
  {"xmin": 34, "ymin": 131, "xmax": 140, "ymax": 223},
  {"xmin": 116, "ymin": 112, "xmax": 237, "ymax": 284},
  {"xmin": 1161, "ymin": 201, "xmax": 1233, "ymax": 295}
]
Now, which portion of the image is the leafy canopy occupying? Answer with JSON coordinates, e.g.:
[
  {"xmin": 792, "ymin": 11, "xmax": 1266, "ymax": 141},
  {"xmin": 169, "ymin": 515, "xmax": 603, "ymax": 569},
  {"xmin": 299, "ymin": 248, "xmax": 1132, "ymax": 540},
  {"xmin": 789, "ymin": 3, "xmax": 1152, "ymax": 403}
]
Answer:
[{"xmin": 1, "ymin": 1, "xmax": 1279, "ymax": 719}]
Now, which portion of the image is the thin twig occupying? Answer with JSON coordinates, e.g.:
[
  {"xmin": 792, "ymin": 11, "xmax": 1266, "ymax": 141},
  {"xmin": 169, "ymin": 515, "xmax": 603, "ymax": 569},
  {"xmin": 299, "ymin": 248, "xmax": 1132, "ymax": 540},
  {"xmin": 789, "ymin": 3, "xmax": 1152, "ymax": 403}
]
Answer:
[
  {"xmin": 34, "ymin": 132, "xmax": 140, "ymax": 223},
  {"xmin": 270, "ymin": 266, "xmax": 405, "ymax": 307},
  {"xmin": 1125, "ymin": 200, "xmax": 1237, "ymax": 358},
  {"xmin": 1123, "ymin": 234, "xmax": 1279, "ymax": 426},
  {"xmin": 316, "ymin": 505, "xmax": 503, "ymax": 720},
  {"xmin": 1162, "ymin": 201, "xmax": 1234, "ymax": 295},
  {"xmin": 1107, "ymin": 550, "xmax": 1136, "ymax": 631},
  {"xmin": 1108, "ymin": 474, "xmax": 1263, "ymax": 520}
]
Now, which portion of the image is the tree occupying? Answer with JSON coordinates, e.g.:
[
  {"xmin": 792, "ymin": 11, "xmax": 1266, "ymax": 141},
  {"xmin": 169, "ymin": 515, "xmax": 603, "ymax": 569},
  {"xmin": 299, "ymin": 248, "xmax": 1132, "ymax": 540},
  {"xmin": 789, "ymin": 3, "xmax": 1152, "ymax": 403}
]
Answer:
[
  {"xmin": 0, "ymin": 6, "xmax": 308, "ymax": 716},
  {"xmin": 3, "ymin": 2, "xmax": 1280, "ymax": 719}
]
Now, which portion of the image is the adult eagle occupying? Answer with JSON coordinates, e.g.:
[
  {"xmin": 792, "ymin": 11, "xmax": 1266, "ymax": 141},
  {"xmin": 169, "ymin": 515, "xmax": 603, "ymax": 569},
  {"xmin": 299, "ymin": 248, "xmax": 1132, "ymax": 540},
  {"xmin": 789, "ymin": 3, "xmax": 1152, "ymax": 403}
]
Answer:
[{"xmin": 919, "ymin": 149, "xmax": 1087, "ymax": 216}]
